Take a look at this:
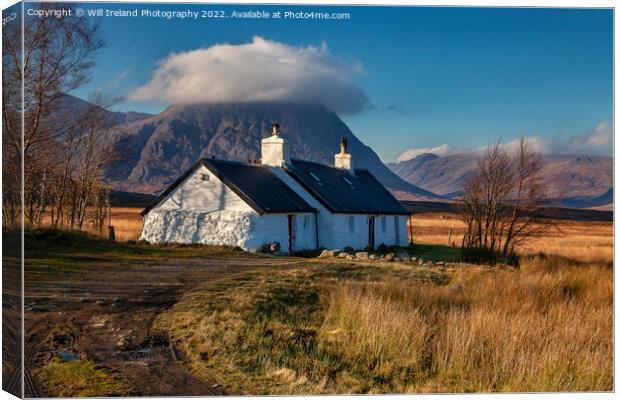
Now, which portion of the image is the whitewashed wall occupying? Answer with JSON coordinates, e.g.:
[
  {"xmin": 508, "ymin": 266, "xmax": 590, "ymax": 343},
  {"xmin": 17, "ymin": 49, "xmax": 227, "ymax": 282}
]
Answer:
[
  {"xmin": 140, "ymin": 209, "xmax": 316, "ymax": 253},
  {"xmin": 315, "ymin": 214, "xmax": 409, "ymax": 250},
  {"xmin": 154, "ymin": 165, "xmax": 252, "ymax": 213},
  {"xmin": 245, "ymin": 213, "xmax": 317, "ymax": 253},
  {"xmin": 374, "ymin": 215, "xmax": 410, "ymax": 248},
  {"xmin": 141, "ymin": 209, "xmax": 254, "ymax": 247},
  {"xmin": 321, "ymin": 214, "xmax": 367, "ymax": 250}
]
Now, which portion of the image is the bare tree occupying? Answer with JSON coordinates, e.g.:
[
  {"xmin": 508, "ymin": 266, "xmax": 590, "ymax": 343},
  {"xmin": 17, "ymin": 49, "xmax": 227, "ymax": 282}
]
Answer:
[
  {"xmin": 500, "ymin": 138, "xmax": 548, "ymax": 256},
  {"xmin": 2, "ymin": 8, "xmax": 24, "ymax": 227},
  {"xmin": 46, "ymin": 93, "xmax": 120, "ymax": 230},
  {"xmin": 2, "ymin": 3, "xmax": 104, "ymax": 228},
  {"xmin": 70, "ymin": 94, "xmax": 121, "ymax": 229},
  {"xmin": 458, "ymin": 138, "xmax": 549, "ymax": 264}
]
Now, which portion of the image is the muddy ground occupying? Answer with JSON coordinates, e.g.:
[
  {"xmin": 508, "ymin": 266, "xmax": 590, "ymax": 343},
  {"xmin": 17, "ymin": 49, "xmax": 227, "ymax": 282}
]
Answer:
[{"xmin": 11, "ymin": 253, "xmax": 304, "ymax": 397}]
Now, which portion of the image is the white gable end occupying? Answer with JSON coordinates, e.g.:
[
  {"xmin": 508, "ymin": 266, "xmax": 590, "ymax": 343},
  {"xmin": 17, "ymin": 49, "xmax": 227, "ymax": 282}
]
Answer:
[{"xmin": 154, "ymin": 165, "xmax": 254, "ymax": 213}]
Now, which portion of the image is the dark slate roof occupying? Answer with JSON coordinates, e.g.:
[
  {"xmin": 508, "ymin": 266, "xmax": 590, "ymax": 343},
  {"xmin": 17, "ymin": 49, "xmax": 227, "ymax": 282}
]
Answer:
[
  {"xmin": 142, "ymin": 158, "xmax": 316, "ymax": 216},
  {"xmin": 285, "ymin": 159, "xmax": 409, "ymax": 215}
]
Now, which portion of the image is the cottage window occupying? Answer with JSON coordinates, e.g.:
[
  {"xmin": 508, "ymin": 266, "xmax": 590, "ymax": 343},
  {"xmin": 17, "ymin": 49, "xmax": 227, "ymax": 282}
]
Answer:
[
  {"xmin": 348, "ymin": 216, "xmax": 355, "ymax": 233},
  {"xmin": 201, "ymin": 173, "xmax": 209, "ymax": 181},
  {"xmin": 303, "ymin": 215, "xmax": 308, "ymax": 228},
  {"xmin": 381, "ymin": 216, "xmax": 387, "ymax": 234}
]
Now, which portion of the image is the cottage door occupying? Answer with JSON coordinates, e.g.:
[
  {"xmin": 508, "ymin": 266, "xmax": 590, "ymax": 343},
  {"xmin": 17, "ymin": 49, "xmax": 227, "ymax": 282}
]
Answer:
[
  {"xmin": 368, "ymin": 216, "xmax": 375, "ymax": 250},
  {"xmin": 287, "ymin": 215, "xmax": 297, "ymax": 253}
]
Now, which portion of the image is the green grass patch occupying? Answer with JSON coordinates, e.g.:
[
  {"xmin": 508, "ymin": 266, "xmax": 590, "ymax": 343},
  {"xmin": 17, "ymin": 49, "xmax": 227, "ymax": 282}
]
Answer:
[
  {"xmin": 409, "ymin": 242, "xmax": 461, "ymax": 262},
  {"xmin": 18, "ymin": 228, "xmax": 261, "ymax": 267},
  {"xmin": 35, "ymin": 359, "xmax": 128, "ymax": 397}
]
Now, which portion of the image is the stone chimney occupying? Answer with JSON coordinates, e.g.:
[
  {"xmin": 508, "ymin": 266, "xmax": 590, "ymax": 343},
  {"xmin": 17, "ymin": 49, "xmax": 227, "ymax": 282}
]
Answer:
[
  {"xmin": 334, "ymin": 137, "xmax": 353, "ymax": 171},
  {"xmin": 261, "ymin": 123, "xmax": 290, "ymax": 167}
]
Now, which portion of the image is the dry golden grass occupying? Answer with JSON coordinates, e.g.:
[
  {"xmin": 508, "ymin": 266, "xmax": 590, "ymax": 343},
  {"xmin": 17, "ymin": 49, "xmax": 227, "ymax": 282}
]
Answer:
[
  {"xmin": 157, "ymin": 254, "xmax": 612, "ymax": 394},
  {"xmin": 107, "ymin": 207, "xmax": 144, "ymax": 241},
  {"xmin": 39, "ymin": 207, "xmax": 144, "ymax": 241},
  {"xmin": 409, "ymin": 213, "xmax": 613, "ymax": 262},
  {"xmin": 322, "ymin": 258, "xmax": 612, "ymax": 392}
]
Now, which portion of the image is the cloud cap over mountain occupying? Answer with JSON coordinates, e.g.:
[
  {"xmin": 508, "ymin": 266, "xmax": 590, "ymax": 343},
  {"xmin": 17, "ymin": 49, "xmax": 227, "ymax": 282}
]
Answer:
[{"xmin": 130, "ymin": 36, "xmax": 368, "ymax": 114}]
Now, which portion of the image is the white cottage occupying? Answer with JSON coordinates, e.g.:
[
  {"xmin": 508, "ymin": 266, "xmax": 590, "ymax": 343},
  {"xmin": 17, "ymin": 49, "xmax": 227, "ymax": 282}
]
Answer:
[{"xmin": 140, "ymin": 124, "xmax": 410, "ymax": 252}]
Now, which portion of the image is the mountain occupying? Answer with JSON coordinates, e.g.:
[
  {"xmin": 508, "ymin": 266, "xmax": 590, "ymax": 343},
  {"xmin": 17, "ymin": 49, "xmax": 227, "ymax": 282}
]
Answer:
[
  {"xmin": 390, "ymin": 151, "xmax": 613, "ymax": 208},
  {"xmin": 55, "ymin": 94, "xmax": 153, "ymax": 127},
  {"xmin": 102, "ymin": 102, "xmax": 439, "ymax": 199},
  {"xmin": 389, "ymin": 152, "xmax": 479, "ymax": 198}
]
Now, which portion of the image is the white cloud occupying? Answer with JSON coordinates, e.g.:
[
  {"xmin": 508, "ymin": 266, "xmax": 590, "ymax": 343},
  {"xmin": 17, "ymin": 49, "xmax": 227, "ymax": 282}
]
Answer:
[
  {"xmin": 582, "ymin": 120, "xmax": 612, "ymax": 146},
  {"xmin": 130, "ymin": 36, "xmax": 368, "ymax": 114},
  {"xmin": 502, "ymin": 136, "xmax": 554, "ymax": 155}
]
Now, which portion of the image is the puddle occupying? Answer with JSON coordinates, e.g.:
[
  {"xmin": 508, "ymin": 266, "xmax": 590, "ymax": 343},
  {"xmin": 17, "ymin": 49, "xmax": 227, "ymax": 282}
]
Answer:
[
  {"xmin": 30, "ymin": 305, "xmax": 51, "ymax": 312},
  {"xmin": 134, "ymin": 347, "xmax": 151, "ymax": 354},
  {"xmin": 127, "ymin": 346, "xmax": 152, "ymax": 362},
  {"xmin": 58, "ymin": 350, "xmax": 79, "ymax": 362}
]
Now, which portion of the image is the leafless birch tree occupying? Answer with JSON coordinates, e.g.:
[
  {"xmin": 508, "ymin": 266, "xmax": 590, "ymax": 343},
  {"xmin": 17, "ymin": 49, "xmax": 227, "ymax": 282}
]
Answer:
[
  {"xmin": 458, "ymin": 138, "xmax": 549, "ymax": 264},
  {"xmin": 2, "ymin": 3, "xmax": 104, "ymax": 228},
  {"xmin": 2, "ymin": 4, "xmax": 114, "ymax": 230}
]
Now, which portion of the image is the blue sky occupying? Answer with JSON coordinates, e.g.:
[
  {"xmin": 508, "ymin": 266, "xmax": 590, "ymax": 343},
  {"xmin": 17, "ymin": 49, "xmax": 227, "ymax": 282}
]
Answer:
[{"xmin": 30, "ymin": 4, "xmax": 613, "ymax": 161}]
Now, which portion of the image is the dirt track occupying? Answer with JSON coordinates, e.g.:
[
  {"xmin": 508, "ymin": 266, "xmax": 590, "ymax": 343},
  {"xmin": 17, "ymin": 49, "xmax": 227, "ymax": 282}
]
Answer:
[{"xmin": 20, "ymin": 255, "xmax": 303, "ymax": 397}]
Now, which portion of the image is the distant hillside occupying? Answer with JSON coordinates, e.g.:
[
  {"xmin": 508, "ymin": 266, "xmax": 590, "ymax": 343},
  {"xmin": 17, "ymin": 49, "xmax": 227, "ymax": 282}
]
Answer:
[
  {"xmin": 101, "ymin": 102, "xmax": 440, "ymax": 199},
  {"xmin": 110, "ymin": 191, "xmax": 157, "ymax": 208},
  {"xmin": 390, "ymin": 151, "xmax": 612, "ymax": 209},
  {"xmin": 401, "ymin": 201, "xmax": 613, "ymax": 222},
  {"xmin": 389, "ymin": 152, "xmax": 478, "ymax": 198},
  {"xmin": 55, "ymin": 94, "xmax": 152, "ymax": 127}
]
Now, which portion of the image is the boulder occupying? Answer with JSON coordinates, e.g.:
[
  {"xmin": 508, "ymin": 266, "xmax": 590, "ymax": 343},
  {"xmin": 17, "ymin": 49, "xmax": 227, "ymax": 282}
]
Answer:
[
  {"xmin": 319, "ymin": 249, "xmax": 343, "ymax": 258},
  {"xmin": 397, "ymin": 252, "xmax": 411, "ymax": 262},
  {"xmin": 368, "ymin": 254, "xmax": 376, "ymax": 260},
  {"xmin": 337, "ymin": 252, "xmax": 348, "ymax": 259},
  {"xmin": 385, "ymin": 253, "xmax": 396, "ymax": 262},
  {"xmin": 318, "ymin": 249, "xmax": 335, "ymax": 258},
  {"xmin": 355, "ymin": 251, "xmax": 369, "ymax": 260}
]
